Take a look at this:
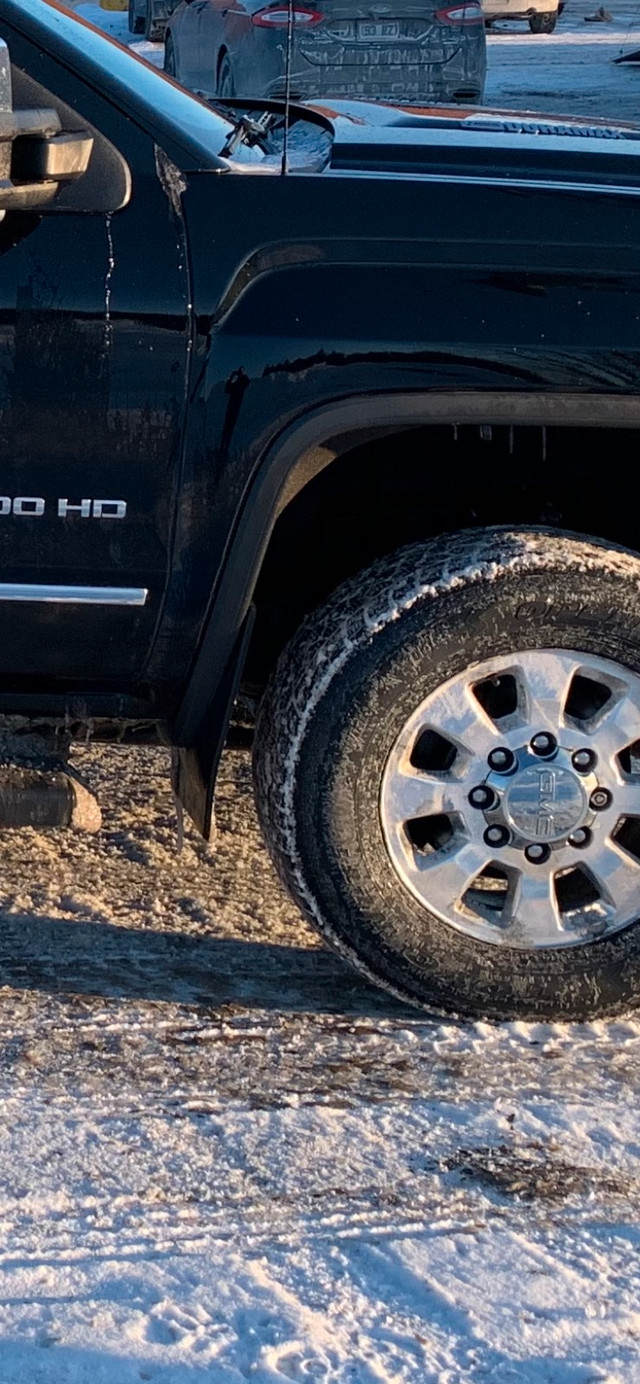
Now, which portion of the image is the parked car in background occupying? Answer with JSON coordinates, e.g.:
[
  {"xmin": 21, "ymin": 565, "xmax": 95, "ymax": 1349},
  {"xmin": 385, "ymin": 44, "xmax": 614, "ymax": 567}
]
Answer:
[
  {"xmin": 164, "ymin": 0, "xmax": 486, "ymax": 104},
  {"xmin": 128, "ymin": 0, "xmax": 179, "ymax": 41},
  {"xmin": 483, "ymin": 0, "xmax": 562, "ymax": 33}
]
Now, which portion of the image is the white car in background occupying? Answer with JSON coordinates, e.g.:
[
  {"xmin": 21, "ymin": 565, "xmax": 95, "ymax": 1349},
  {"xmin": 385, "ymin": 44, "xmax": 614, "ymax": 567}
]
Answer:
[{"xmin": 483, "ymin": 0, "xmax": 562, "ymax": 31}]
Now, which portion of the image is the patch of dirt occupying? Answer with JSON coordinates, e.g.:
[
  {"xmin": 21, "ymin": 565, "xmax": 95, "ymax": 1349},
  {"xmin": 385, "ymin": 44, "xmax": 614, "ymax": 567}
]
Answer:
[{"xmin": 443, "ymin": 1142, "xmax": 632, "ymax": 1202}]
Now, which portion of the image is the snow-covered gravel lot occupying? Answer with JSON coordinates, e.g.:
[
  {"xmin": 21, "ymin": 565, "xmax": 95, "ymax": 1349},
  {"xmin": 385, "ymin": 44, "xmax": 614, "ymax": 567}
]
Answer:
[
  {"xmin": 485, "ymin": 0, "xmax": 640, "ymax": 120},
  {"xmin": 7, "ymin": 5, "xmax": 640, "ymax": 1380},
  {"xmin": 2, "ymin": 742, "xmax": 640, "ymax": 1382}
]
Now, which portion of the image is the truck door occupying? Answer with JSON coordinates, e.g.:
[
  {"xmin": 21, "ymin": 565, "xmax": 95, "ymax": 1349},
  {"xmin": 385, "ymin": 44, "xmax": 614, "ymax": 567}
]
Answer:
[{"xmin": 0, "ymin": 25, "xmax": 190, "ymax": 689}]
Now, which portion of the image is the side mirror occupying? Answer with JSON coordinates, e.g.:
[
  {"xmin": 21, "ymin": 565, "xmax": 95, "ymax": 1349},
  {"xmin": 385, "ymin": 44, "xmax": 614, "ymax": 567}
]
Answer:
[{"xmin": 0, "ymin": 39, "xmax": 129, "ymax": 216}]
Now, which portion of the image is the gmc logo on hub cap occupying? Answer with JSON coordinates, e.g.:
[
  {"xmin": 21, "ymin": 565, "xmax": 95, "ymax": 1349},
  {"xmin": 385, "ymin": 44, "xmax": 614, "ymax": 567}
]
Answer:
[
  {"xmin": 536, "ymin": 769, "xmax": 556, "ymax": 838},
  {"xmin": 505, "ymin": 764, "xmax": 586, "ymax": 842}
]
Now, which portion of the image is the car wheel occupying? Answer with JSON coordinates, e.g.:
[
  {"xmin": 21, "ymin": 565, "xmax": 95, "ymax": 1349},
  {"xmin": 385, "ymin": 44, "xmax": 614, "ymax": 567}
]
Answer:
[
  {"xmin": 254, "ymin": 527, "xmax": 640, "ymax": 1021},
  {"xmin": 529, "ymin": 9, "xmax": 558, "ymax": 31},
  {"xmin": 164, "ymin": 34, "xmax": 177, "ymax": 75},
  {"xmin": 128, "ymin": 0, "xmax": 145, "ymax": 33},
  {"xmin": 217, "ymin": 52, "xmax": 236, "ymax": 98},
  {"xmin": 144, "ymin": 0, "xmax": 166, "ymax": 41}
]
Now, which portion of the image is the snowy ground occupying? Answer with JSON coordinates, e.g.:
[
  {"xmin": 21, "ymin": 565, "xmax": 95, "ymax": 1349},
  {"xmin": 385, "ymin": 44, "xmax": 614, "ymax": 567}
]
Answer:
[
  {"xmin": 485, "ymin": 0, "xmax": 640, "ymax": 120},
  {"xmin": 1, "ymin": 742, "xmax": 640, "ymax": 1381},
  {"xmin": 73, "ymin": 3, "xmax": 164, "ymax": 65},
  {"xmin": 10, "ymin": 5, "xmax": 640, "ymax": 1381}
]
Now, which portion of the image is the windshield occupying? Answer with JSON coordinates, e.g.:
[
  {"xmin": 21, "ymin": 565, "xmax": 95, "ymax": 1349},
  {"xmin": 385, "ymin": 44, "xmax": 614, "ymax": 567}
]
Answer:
[{"xmin": 0, "ymin": 0, "xmax": 235, "ymax": 163}]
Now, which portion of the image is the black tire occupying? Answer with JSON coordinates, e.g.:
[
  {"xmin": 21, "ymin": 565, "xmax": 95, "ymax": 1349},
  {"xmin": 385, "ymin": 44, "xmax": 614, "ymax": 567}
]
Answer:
[
  {"xmin": 217, "ymin": 52, "xmax": 236, "ymax": 98},
  {"xmin": 254, "ymin": 528, "xmax": 640, "ymax": 1021},
  {"xmin": 128, "ymin": 0, "xmax": 145, "ymax": 33},
  {"xmin": 529, "ymin": 9, "xmax": 558, "ymax": 31},
  {"xmin": 164, "ymin": 34, "xmax": 176, "ymax": 75},
  {"xmin": 144, "ymin": 0, "xmax": 165, "ymax": 41}
]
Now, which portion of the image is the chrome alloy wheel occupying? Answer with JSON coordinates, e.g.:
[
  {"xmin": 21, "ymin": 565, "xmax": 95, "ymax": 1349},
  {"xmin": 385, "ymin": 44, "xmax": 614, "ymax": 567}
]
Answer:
[{"xmin": 380, "ymin": 650, "xmax": 640, "ymax": 949}]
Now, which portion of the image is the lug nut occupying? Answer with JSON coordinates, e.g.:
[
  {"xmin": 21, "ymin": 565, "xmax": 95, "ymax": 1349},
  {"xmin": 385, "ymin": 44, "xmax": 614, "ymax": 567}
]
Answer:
[
  {"xmin": 572, "ymin": 748, "xmax": 596, "ymax": 773},
  {"xmin": 468, "ymin": 785, "xmax": 496, "ymax": 810},
  {"xmin": 524, "ymin": 842, "xmax": 551, "ymax": 865},
  {"xmin": 590, "ymin": 788, "xmax": 612, "ymax": 811},
  {"xmin": 487, "ymin": 748, "xmax": 515, "ymax": 773},
  {"xmin": 484, "ymin": 824, "xmax": 510, "ymax": 848},
  {"xmin": 531, "ymin": 732, "xmax": 557, "ymax": 757},
  {"xmin": 568, "ymin": 827, "xmax": 591, "ymax": 849}
]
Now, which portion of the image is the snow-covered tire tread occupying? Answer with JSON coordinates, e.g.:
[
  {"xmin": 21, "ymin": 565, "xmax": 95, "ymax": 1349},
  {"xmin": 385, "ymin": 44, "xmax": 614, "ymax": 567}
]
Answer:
[{"xmin": 253, "ymin": 527, "xmax": 640, "ymax": 1017}]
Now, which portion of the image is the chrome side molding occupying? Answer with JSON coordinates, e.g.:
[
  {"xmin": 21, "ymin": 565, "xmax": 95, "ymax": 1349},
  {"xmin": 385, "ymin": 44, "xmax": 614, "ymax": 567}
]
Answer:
[{"xmin": 0, "ymin": 584, "xmax": 148, "ymax": 606}]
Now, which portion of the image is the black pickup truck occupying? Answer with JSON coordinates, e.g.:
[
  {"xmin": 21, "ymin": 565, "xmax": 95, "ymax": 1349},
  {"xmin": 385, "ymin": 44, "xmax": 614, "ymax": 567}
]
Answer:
[{"xmin": 4, "ymin": 0, "xmax": 640, "ymax": 1022}]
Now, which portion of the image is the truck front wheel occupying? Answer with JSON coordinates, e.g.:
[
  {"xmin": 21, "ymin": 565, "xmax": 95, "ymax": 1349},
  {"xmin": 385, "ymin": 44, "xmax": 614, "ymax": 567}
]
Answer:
[
  {"xmin": 128, "ymin": 0, "xmax": 145, "ymax": 33},
  {"xmin": 144, "ymin": 0, "xmax": 165, "ymax": 41},
  {"xmin": 254, "ymin": 528, "xmax": 640, "ymax": 1020},
  {"xmin": 529, "ymin": 10, "xmax": 558, "ymax": 31}
]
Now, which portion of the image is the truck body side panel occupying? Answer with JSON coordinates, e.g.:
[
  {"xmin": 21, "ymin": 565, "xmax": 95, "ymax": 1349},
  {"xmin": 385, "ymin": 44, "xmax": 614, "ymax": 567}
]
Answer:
[{"xmin": 152, "ymin": 170, "xmax": 640, "ymax": 692}]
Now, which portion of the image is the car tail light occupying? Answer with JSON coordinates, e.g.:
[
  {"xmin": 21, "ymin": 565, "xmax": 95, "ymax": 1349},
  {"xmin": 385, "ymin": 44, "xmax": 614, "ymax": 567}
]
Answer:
[
  {"xmin": 435, "ymin": 2, "xmax": 483, "ymax": 19},
  {"xmin": 252, "ymin": 6, "xmax": 323, "ymax": 24}
]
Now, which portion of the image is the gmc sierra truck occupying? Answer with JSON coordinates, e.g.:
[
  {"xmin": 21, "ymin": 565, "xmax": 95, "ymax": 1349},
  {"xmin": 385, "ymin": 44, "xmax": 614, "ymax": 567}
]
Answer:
[{"xmin": 3, "ymin": 0, "xmax": 640, "ymax": 1022}]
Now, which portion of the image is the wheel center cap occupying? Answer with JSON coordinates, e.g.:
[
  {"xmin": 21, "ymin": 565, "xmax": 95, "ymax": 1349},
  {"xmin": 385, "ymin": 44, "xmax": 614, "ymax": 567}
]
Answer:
[{"xmin": 504, "ymin": 764, "xmax": 587, "ymax": 843}]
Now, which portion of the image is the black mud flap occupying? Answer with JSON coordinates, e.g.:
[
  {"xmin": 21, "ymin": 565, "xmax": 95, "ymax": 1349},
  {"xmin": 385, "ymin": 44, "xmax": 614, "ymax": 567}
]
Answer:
[{"xmin": 171, "ymin": 609, "xmax": 255, "ymax": 841}]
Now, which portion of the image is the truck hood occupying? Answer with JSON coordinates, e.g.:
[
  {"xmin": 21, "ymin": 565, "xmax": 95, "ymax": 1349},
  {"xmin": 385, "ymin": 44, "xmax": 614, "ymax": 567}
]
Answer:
[{"xmin": 303, "ymin": 99, "xmax": 640, "ymax": 188}]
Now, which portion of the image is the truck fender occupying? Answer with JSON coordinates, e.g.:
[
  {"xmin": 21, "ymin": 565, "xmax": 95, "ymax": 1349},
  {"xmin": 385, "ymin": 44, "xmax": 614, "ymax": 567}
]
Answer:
[{"xmin": 171, "ymin": 388, "xmax": 640, "ymax": 837}]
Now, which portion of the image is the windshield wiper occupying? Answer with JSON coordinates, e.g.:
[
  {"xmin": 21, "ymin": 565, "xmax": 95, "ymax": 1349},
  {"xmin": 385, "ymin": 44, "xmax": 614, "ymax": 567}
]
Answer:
[{"xmin": 218, "ymin": 110, "xmax": 281, "ymax": 158}]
